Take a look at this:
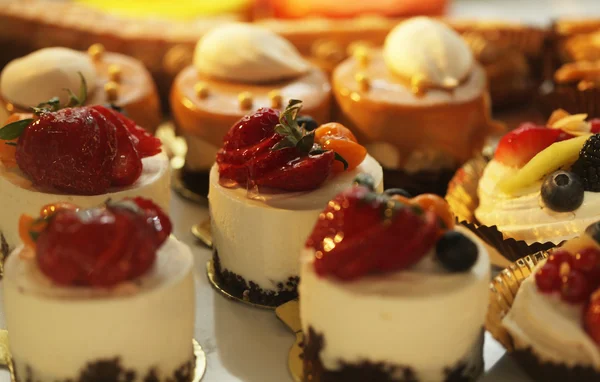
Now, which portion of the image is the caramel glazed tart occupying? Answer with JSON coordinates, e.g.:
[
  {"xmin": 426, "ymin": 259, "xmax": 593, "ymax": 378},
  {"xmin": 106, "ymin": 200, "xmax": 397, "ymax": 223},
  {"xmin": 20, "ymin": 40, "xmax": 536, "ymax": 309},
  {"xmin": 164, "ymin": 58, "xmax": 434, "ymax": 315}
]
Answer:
[{"xmin": 0, "ymin": 44, "xmax": 162, "ymax": 133}]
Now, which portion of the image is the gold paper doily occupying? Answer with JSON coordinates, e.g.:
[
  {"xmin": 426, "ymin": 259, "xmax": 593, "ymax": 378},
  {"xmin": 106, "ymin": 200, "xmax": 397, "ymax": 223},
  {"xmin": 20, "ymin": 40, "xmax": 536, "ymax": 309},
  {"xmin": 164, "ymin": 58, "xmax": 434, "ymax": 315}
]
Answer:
[
  {"xmin": 0, "ymin": 330, "xmax": 206, "ymax": 381},
  {"xmin": 206, "ymin": 260, "xmax": 277, "ymax": 310},
  {"xmin": 486, "ymin": 251, "xmax": 550, "ymax": 351},
  {"xmin": 191, "ymin": 218, "xmax": 212, "ymax": 248},
  {"xmin": 275, "ymin": 300, "xmax": 303, "ymax": 382}
]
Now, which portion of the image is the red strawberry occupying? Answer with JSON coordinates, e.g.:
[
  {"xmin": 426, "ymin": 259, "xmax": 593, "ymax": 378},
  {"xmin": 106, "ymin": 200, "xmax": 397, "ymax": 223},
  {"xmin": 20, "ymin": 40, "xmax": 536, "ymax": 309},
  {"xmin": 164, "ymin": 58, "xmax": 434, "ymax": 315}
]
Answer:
[
  {"xmin": 223, "ymin": 108, "xmax": 280, "ymax": 150},
  {"xmin": 35, "ymin": 199, "xmax": 170, "ymax": 287},
  {"xmin": 16, "ymin": 107, "xmax": 117, "ymax": 195},
  {"xmin": 591, "ymin": 119, "xmax": 600, "ymax": 134},
  {"xmin": 111, "ymin": 118, "xmax": 143, "ymax": 187},
  {"xmin": 308, "ymin": 186, "xmax": 437, "ymax": 280},
  {"xmin": 256, "ymin": 151, "xmax": 334, "ymax": 191},
  {"xmin": 128, "ymin": 197, "xmax": 172, "ymax": 245},
  {"xmin": 585, "ymin": 290, "xmax": 600, "ymax": 345},
  {"xmin": 494, "ymin": 123, "xmax": 570, "ymax": 168}
]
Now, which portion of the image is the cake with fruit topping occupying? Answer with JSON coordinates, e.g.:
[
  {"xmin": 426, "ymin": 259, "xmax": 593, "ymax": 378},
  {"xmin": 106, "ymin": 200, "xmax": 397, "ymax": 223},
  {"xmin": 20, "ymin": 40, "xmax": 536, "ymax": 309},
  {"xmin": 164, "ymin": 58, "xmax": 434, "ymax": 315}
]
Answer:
[
  {"xmin": 332, "ymin": 17, "xmax": 499, "ymax": 196},
  {"xmin": 0, "ymin": 46, "xmax": 162, "ymax": 132},
  {"xmin": 4, "ymin": 198, "xmax": 195, "ymax": 382},
  {"xmin": 0, "ymin": 91, "xmax": 169, "ymax": 252},
  {"xmin": 171, "ymin": 22, "xmax": 331, "ymax": 196},
  {"xmin": 299, "ymin": 183, "xmax": 490, "ymax": 381},
  {"xmin": 475, "ymin": 110, "xmax": 600, "ymax": 253},
  {"xmin": 502, "ymin": 223, "xmax": 600, "ymax": 381},
  {"xmin": 208, "ymin": 100, "xmax": 383, "ymax": 306}
]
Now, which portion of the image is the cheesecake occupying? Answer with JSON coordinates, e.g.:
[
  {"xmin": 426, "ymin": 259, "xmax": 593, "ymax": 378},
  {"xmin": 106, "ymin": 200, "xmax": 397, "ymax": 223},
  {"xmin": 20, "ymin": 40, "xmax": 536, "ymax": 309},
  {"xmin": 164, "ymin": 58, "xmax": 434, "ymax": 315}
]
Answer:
[
  {"xmin": 300, "ymin": 184, "xmax": 490, "ymax": 381},
  {"xmin": 0, "ymin": 101, "xmax": 169, "ymax": 251},
  {"xmin": 0, "ymin": 46, "xmax": 162, "ymax": 132},
  {"xmin": 171, "ymin": 22, "xmax": 331, "ymax": 196},
  {"xmin": 4, "ymin": 199, "xmax": 195, "ymax": 382},
  {"xmin": 208, "ymin": 100, "xmax": 383, "ymax": 306}
]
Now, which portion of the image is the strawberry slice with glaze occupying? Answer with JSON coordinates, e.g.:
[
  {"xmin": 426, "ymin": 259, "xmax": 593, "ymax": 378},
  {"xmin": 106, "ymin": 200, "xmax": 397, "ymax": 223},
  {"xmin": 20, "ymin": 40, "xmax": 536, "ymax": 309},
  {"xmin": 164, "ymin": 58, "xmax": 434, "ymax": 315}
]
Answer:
[{"xmin": 256, "ymin": 151, "xmax": 335, "ymax": 191}]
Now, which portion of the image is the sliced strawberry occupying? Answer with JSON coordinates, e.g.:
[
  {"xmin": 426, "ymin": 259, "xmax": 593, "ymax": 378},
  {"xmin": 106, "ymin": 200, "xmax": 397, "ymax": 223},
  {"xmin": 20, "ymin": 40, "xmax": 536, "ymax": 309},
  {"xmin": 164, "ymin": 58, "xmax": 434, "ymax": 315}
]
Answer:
[
  {"xmin": 223, "ymin": 108, "xmax": 280, "ymax": 150},
  {"xmin": 494, "ymin": 123, "xmax": 567, "ymax": 168},
  {"xmin": 256, "ymin": 151, "xmax": 334, "ymax": 191},
  {"xmin": 216, "ymin": 135, "xmax": 284, "ymax": 165},
  {"xmin": 111, "ymin": 121, "xmax": 143, "ymax": 187},
  {"xmin": 585, "ymin": 291, "xmax": 600, "ymax": 345},
  {"xmin": 591, "ymin": 119, "xmax": 600, "ymax": 134}
]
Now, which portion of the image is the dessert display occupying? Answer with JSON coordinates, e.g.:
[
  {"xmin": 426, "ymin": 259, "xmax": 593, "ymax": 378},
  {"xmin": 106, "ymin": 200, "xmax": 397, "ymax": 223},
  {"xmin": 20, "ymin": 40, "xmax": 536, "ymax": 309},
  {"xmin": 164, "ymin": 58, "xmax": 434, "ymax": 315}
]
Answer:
[
  {"xmin": 474, "ymin": 110, "xmax": 600, "ymax": 258},
  {"xmin": 500, "ymin": 226, "xmax": 600, "ymax": 381},
  {"xmin": 0, "ymin": 46, "xmax": 162, "ymax": 133},
  {"xmin": 332, "ymin": 17, "xmax": 499, "ymax": 196},
  {"xmin": 299, "ymin": 181, "xmax": 490, "ymax": 381},
  {"xmin": 3, "ymin": 198, "xmax": 196, "ymax": 382},
  {"xmin": 0, "ymin": 91, "xmax": 170, "ymax": 252},
  {"xmin": 171, "ymin": 22, "xmax": 331, "ymax": 196},
  {"xmin": 208, "ymin": 100, "xmax": 383, "ymax": 306}
]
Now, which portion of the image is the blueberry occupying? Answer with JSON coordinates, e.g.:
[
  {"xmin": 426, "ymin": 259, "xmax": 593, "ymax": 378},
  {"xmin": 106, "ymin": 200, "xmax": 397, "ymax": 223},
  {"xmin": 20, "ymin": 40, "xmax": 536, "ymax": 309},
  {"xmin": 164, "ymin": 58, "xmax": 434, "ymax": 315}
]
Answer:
[
  {"xmin": 586, "ymin": 221, "xmax": 600, "ymax": 244},
  {"xmin": 296, "ymin": 115, "xmax": 318, "ymax": 131},
  {"xmin": 541, "ymin": 171, "xmax": 584, "ymax": 212},
  {"xmin": 384, "ymin": 188, "xmax": 412, "ymax": 198},
  {"xmin": 435, "ymin": 231, "xmax": 478, "ymax": 272},
  {"xmin": 353, "ymin": 173, "xmax": 375, "ymax": 190}
]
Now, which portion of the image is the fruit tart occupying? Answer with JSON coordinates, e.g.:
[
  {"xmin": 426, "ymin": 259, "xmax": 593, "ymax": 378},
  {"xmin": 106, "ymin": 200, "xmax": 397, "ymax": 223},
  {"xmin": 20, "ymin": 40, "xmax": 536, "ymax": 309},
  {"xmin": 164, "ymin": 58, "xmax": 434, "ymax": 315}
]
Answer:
[
  {"xmin": 4, "ymin": 198, "xmax": 195, "ymax": 382},
  {"xmin": 474, "ymin": 110, "xmax": 600, "ymax": 259},
  {"xmin": 171, "ymin": 22, "xmax": 331, "ymax": 196},
  {"xmin": 299, "ymin": 182, "xmax": 490, "ymax": 382},
  {"xmin": 0, "ymin": 89, "xmax": 169, "ymax": 252},
  {"xmin": 501, "ymin": 227, "xmax": 600, "ymax": 381},
  {"xmin": 332, "ymin": 17, "xmax": 500, "ymax": 196},
  {"xmin": 0, "ymin": 46, "xmax": 162, "ymax": 133},
  {"xmin": 208, "ymin": 100, "xmax": 383, "ymax": 306}
]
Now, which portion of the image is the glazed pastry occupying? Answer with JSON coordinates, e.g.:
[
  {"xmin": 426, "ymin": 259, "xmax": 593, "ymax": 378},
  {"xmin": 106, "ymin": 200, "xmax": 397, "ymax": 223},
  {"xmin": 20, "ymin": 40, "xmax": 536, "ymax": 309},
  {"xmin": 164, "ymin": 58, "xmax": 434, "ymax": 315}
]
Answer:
[
  {"xmin": 300, "ymin": 182, "xmax": 490, "ymax": 381},
  {"xmin": 263, "ymin": 0, "xmax": 447, "ymax": 18},
  {"xmin": 0, "ymin": 46, "xmax": 162, "ymax": 132},
  {"xmin": 0, "ymin": 98, "xmax": 169, "ymax": 251},
  {"xmin": 333, "ymin": 17, "xmax": 498, "ymax": 195},
  {"xmin": 502, "ymin": 228, "xmax": 600, "ymax": 381},
  {"xmin": 171, "ymin": 23, "xmax": 331, "ymax": 196},
  {"xmin": 475, "ymin": 110, "xmax": 600, "ymax": 255},
  {"xmin": 4, "ymin": 199, "xmax": 195, "ymax": 382},
  {"xmin": 208, "ymin": 101, "xmax": 383, "ymax": 306}
]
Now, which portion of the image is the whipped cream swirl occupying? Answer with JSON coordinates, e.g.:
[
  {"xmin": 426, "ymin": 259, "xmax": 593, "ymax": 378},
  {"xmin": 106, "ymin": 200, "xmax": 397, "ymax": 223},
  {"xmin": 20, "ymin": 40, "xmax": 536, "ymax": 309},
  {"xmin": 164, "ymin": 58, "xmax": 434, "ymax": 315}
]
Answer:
[{"xmin": 194, "ymin": 23, "xmax": 310, "ymax": 83}]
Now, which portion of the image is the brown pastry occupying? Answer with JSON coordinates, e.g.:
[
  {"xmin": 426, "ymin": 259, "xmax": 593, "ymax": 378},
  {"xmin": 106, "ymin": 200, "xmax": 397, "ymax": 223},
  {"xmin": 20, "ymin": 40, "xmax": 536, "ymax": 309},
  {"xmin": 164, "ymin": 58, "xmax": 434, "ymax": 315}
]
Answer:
[
  {"xmin": 0, "ymin": 45, "xmax": 162, "ymax": 132},
  {"xmin": 333, "ymin": 17, "xmax": 501, "ymax": 196},
  {"xmin": 170, "ymin": 23, "xmax": 332, "ymax": 196}
]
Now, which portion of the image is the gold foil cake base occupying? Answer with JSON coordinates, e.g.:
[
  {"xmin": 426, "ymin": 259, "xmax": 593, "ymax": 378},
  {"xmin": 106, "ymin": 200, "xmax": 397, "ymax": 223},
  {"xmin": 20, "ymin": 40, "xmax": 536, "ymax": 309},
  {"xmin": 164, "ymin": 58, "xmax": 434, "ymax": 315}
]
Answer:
[
  {"xmin": 191, "ymin": 218, "xmax": 212, "ymax": 248},
  {"xmin": 486, "ymin": 251, "xmax": 550, "ymax": 351},
  {"xmin": 172, "ymin": 168, "xmax": 208, "ymax": 206},
  {"xmin": 205, "ymin": 260, "xmax": 277, "ymax": 310},
  {"xmin": 0, "ymin": 329, "xmax": 206, "ymax": 382},
  {"xmin": 275, "ymin": 300, "xmax": 303, "ymax": 382}
]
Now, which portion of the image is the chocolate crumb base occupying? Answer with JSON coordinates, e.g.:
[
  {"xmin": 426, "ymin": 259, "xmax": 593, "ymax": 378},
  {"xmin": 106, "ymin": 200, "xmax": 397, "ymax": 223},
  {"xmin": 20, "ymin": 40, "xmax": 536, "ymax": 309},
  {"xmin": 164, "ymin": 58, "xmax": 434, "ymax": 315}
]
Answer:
[
  {"xmin": 0, "ymin": 231, "xmax": 8, "ymax": 278},
  {"xmin": 13, "ymin": 356, "xmax": 195, "ymax": 382},
  {"xmin": 302, "ymin": 327, "xmax": 484, "ymax": 382},
  {"xmin": 180, "ymin": 168, "xmax": 210, "ymax": 198},
  {"xmin": 511, "ymin": 348, "xmax": 600, "ymax": 382},
  {"xmin": 382, "ymin": 168, "xmax": 457, "ymax": 197},
  {"xmin": 212, "ymin": 250, "xmax": 298, "ymax": 307}
]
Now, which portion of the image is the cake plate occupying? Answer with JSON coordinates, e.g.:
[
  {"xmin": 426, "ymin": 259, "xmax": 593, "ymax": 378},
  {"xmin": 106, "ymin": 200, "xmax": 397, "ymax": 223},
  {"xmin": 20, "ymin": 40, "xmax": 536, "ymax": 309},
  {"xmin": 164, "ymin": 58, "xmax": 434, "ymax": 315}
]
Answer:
[{"xmin": 0, "ymin": 330, "xmax": 207, "ymax": 382}]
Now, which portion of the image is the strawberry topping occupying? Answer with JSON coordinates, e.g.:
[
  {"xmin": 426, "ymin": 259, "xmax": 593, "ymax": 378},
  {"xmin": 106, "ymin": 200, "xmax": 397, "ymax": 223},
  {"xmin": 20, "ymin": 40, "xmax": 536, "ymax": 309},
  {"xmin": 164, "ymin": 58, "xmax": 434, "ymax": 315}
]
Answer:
[{"xmin": 29, "ymin": 198, "xmax": 170, "ymax": 287}]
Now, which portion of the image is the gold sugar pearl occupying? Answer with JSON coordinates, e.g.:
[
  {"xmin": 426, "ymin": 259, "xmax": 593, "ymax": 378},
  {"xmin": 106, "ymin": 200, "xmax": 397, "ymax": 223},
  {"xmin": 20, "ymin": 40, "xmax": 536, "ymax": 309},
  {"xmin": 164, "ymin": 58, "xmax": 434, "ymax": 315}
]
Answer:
[
  {"xmin": 88, "ymin": 43, "xmax": 105, "ymax": 61},
  {"xmin": 194, "ymin": 82, "xmax": 209, "ymax": 99},
  {"xmin": 238, "ymin": 91, "xmax": 253, "ymax": 110},
  {"xmin": 104, "ymin": 81, "xmax": 119, "ymax": 101},
  {"xmin": 348, "ymin": 42, "xmax": 371, "ymax": 68},
  {"xmin": 354, "ymin": 72, "xmax": 370, "ymax": 91},
  {"xmin": 108, "ymin": 65, "xmax": 121, "ymax": 82},
  {"xmin": 268, "ymin": 90, "xmax": 283, "ymax": 109}
]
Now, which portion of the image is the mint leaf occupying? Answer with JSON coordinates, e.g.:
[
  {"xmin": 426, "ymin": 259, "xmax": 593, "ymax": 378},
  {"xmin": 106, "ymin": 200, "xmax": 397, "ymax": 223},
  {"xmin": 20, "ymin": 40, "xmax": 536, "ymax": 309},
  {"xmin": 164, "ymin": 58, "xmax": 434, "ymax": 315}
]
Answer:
[{"xmin": 0, "ymin": 118, "xmax": 33, "ymax": 140}]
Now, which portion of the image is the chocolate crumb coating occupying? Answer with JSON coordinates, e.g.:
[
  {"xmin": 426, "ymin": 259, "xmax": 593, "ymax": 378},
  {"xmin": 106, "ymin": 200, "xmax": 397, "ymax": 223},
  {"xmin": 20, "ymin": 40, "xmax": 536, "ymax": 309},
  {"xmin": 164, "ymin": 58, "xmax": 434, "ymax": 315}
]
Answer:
[
  {"xmin": 512, "ymin": 348, "xmax": 600, "ymax": 382},
  {"xmin": 303, "ymin": 327, "xmax": 483, "ymax": 382},
  {"xmin": 212, "ymin": 250, "xmax": 298, "ymax": 307}
]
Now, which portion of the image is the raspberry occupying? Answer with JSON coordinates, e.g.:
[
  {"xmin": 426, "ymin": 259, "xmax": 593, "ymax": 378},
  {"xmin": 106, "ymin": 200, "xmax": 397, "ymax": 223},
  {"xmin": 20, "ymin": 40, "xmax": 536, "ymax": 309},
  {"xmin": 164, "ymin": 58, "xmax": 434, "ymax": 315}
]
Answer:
[
  {"xmin": 535, "ymin": 263, "xmax": 560, "ymax": 292},
  {"xmin": 560, "ymin": 269, "xmax": 591, "ymax": 303}
]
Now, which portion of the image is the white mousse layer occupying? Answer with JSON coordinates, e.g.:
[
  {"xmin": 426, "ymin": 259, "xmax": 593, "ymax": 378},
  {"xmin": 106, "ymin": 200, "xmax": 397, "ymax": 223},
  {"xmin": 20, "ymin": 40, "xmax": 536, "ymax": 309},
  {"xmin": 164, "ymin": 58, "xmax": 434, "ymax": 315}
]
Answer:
[
  {"xmin": 299, "ymin": 227, "xmax": 490, "ymax": 381},
  {"xmin": 3, "ymin": 237, "xmax": 195, "ymax": 381},
  {"xmin": 208, "ymin": 155, "xmax": 383, "ymax": 292},
  {"xmin": 475, "ymin": 160, "xmax": 600, "ymax": 245},
  {"xmin": 503, "ymin": 261, "xmax": 600, "ymax": 369},
  {"xmin": 0, "ymin": 152, "xmax": 170, "ymax": 249}
]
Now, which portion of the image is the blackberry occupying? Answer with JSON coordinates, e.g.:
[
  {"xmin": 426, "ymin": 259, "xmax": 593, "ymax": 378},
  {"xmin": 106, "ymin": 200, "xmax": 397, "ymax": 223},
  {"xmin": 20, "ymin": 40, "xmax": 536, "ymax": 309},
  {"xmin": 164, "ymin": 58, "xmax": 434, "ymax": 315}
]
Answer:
[{"xmin": 572, "ymin": 134, "xmax": 600, "ymax": 192}]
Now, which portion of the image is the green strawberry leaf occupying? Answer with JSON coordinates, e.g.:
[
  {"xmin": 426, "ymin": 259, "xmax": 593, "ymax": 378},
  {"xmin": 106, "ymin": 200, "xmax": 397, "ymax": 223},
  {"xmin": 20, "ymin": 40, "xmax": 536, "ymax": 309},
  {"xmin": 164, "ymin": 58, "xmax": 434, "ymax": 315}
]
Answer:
[
  {"xmin": 271, "ymin": 138, "xmax": 297, "ymax": 151},
  {"xmin": 64, "ymin": 72, "xmax": 88, "ymax": 107},
  {"xmin": 297, "ymin": 132, "xmax": 315, "ymax": 153},
  {"xmin": 0, "ymin": 118, "xmax": 34, "ymax": 140}
]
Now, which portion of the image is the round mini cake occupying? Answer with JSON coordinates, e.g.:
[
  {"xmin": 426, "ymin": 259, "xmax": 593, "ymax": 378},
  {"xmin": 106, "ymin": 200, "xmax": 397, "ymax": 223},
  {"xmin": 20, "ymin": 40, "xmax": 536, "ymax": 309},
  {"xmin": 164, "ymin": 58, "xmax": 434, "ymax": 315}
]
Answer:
[
  {"xmin": 0, "ymin": 102, "xmax": 169, "ymax": 251},
  {"xmin": 208, "ymin": 101, "xmax": 383, "ymax": 306},
  {"xmin": 299, "ymin": 184, "xmax": 490, "ymax": 382},
  {"xmin": 333, "ymin": 17, "xmax": 499, "ymax": 195},
  {"xmin": 4, "ymin": 199, "xmax": 195, "ymax": 382},
  {"xmin": 0, "ymin": 46, "xmax": 162, "ymax": 132},
  {"xmin": 171, "ymin": 23, "xmax": 332, "ymax": 196}
]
